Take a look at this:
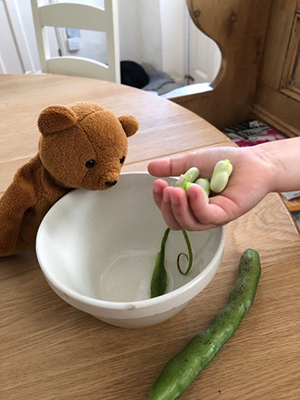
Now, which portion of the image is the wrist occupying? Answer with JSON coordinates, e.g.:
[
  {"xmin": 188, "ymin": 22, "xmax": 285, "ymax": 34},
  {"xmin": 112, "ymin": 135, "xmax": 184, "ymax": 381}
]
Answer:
[{"xmin": 249, "ymin": 144, "xmax": 279, "ymax": 194}]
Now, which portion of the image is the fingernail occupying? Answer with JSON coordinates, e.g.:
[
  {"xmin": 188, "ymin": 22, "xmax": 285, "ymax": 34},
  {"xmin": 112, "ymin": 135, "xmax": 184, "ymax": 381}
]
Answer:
[
  {"xmin": 163, "ymin": 190, "xmax": 170, "ymax": 202},
  {"xmin": 153, "ymin": 185, "xmax": 162, "ymax": 194},
  {"xmin": 188, "ymin": 189, "xmax": 197, "ymax": 201},
  {"xmin": 170, "ymin": 193, "xmax": 179, "ymax": 206}
]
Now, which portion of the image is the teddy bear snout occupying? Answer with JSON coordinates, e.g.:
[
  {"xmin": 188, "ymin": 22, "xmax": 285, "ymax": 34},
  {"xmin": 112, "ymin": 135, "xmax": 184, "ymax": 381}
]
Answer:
[{"xmin": 105, "ymin": 180, "xmax": 118, "ymax": 187}]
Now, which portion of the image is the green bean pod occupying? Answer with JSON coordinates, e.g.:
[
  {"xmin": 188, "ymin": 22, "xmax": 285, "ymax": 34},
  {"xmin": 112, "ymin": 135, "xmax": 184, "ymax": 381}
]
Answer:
[
  {"xmin": 148, "ymin": 249, "xmax": 261, "ymax": 400},
  {"xmin": 210, "ymin": 159, "xmax": 233, "ymax": 193},
  {"xmin": 151, "ymin": 228, "xmax": 171, "ymax": 298}
]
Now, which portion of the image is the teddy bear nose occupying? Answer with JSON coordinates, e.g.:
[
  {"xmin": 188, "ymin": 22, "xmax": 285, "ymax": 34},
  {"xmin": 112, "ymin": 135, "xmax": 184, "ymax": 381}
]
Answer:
[{"xmin": 105, "ymin": 180, "xmax": 118, "ymax": 187}]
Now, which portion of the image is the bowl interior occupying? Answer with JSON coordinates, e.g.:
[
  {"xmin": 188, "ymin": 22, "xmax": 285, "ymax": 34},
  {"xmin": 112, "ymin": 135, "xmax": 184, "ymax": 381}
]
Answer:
[{"xmin": 37, "ymin": 173, "xmax": 223, "ymax": 303}]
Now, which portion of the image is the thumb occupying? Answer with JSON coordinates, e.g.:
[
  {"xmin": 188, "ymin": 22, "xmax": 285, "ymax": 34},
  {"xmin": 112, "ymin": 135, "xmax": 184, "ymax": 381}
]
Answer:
[{"xmin": 148, "ymin": 154, "xmax": 195, "ymax": 177}]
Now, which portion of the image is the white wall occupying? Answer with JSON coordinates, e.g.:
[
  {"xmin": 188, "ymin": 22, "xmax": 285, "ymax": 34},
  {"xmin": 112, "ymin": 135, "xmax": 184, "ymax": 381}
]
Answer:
[
  {"xmin": 118, "ymin": 0, "xmax": 142, "ymax": 65},
  {"xmin": 118, "ymin": 0, "xmax": 163, "ymax": 71},
  {"xmin": 159, "ymin": 0, "xmax": 186, "ymax": 84},
  {"xmin": 0, "ymin": 0, "xmax": 221, "ymax": 87},
  {"xmin": 0, "ymin": 0, "xmax": 56, "ymax": 72},
  {"xmin": 138, "ymin": 0, "xmax": 163, "ymax": 71},
  {"xmin": 0, "ymin": 0, "xmax": 108, "ymax": 73},
  {"xmin": 17, "ymin": 0, "xmax": 41, "ymax": 70},
  {"xmin": 118, "ymin": 0, "xmax": 221, "ymax": 85},
  {"xmin": 118, "ymin": 0, "xmax": 186, "ymax": 82},
  {"xmin": 0, "ymin": 1, "xmax": 23, "ymax": 73},
  {"xmin": 52, "ymin": 0, "xmax": 107, "ymax": 63},
  {"xmin": 189, "ymin": 18, "xmax": 221, "ymax": 83}
]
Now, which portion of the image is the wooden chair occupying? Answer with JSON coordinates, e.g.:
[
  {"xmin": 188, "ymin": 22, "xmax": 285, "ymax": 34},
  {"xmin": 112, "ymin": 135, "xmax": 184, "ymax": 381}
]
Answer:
[
  {"xmin": 30, "ymin": 0, "xmax": 120, "ymax": 83},
  {"xmin": 172, "ymin": 0, "xmax": 300, "ymax": 137}
]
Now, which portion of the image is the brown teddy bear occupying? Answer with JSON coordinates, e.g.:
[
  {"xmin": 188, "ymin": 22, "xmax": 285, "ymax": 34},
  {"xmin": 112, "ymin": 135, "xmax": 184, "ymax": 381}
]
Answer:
[{"xmin": 0, "ymin": 101, "xmax": 139, "ymax": 257}]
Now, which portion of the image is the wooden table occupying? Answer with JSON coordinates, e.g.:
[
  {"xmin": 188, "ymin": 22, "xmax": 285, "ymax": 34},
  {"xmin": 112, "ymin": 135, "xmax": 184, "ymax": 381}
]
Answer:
[{"xmin": 1, "ymin": 74, "xmax": 299, "ymax": 400}]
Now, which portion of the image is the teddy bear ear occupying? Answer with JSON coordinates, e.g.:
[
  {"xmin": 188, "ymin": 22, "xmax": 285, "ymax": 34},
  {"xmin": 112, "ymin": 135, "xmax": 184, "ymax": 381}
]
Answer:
[
  {"xmin": 118, "ymin": 115, "xmax": 139, "ymax": 137},
  {"xmin": 38, "ymin": 105, "xmax": 78, "ymax": 136}
]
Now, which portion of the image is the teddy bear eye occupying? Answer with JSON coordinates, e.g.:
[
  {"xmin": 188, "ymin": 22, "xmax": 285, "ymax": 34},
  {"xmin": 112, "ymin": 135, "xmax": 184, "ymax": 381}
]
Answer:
[
  {"xmin": 85, "ymin": 159, "xmax": 96, "ymax": 168},
  {"xmin": 120, "ymin": 156, "xmax": 125, "ymax": 164}
]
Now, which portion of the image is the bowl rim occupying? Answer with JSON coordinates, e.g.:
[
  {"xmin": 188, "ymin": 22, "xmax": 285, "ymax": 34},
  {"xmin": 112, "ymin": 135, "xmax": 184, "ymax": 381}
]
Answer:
[{"xmin": 36, "ymin": 171, "xmax": 225, "ymax": 311}]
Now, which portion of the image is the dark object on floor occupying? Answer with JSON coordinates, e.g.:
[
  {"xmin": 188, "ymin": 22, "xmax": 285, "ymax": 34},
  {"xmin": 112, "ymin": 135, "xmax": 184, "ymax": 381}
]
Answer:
[
  {"xmin": 120, "ymin": 61, "xmax": 150, "ymax": 89},
  {"xmin": 223, "ymin": 119, "xmax": 286, "ymax": 147},
  {"xmin": 142, "ymin": 62, "xmax": 180, "ymax": 95}
]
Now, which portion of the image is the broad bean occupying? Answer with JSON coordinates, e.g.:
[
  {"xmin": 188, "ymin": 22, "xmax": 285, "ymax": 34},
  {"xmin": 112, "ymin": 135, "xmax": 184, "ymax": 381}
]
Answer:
[
  {"xmin": 175, "ymin": 167, "xmax": 200, "ymax": 188},
  {"xmin": 194, "ymin": 178, "xmax": 210, "ymax": 197},
  {"xmin": 210, "ymin": 159, "xmax": 233, "ymax": 193},
  {"xmin": 148, "ymin": 249, "xmax": 261, "ymax": 400}
]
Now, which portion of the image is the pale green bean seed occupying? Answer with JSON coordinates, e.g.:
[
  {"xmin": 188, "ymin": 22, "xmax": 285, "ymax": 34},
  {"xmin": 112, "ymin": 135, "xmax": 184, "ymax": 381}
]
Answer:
[
  {"xmin": 175, "ymin": 168, "xmax": 199, "ymax": 188},
  {"xmin": 183, "ymin": 167, "xmax": 200, "ymax": 183},
  {"xmin": 182, "ymin": 181, "xmax": 192, "ymax": 192},
  {"xmin": 175, "ymin": 175, "xmax": 186, "ymax": 188},
  {"xmin": 210, "ymin": 171, "xmax": 229, "ymax": 193},
  {"xmin": 210, "ymin": 159, "xmax": 233, "ymax": 193},
  {"xmin": 194, "ymin": 178, "xmax": 210, "ymax": 196}
]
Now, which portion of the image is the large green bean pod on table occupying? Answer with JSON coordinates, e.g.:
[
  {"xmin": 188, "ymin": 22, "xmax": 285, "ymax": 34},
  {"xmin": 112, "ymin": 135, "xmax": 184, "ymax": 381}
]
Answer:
[{"xmin": 148, "ymin": 249, "xmax": 261, "ymax": 400}]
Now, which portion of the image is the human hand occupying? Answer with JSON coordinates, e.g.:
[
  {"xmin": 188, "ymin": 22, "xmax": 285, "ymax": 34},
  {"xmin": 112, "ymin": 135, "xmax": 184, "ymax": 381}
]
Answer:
[{"xmin": 148, "ymin": 146, "xmax": 275, "ymax": 231}]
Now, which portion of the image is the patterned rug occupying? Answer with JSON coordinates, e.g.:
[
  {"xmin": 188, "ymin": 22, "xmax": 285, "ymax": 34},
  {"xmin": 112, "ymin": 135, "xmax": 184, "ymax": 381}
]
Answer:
[{"xmin": 222, "ymin": 119, "xmax": 286, "ymax": 147}]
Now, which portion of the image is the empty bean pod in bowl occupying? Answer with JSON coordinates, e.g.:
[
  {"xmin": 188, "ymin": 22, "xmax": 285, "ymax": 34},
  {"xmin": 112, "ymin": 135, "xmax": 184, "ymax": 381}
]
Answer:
[{"xmin": 36, "ymin": 172, "xmax": 225, "ymax": 328}]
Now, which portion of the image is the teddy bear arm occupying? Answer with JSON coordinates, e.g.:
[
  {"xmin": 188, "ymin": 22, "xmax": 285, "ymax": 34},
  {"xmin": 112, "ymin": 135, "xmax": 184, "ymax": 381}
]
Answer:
[{"xmin": 0, "ymin": 170, "xmax": 38, "ymax": 256}]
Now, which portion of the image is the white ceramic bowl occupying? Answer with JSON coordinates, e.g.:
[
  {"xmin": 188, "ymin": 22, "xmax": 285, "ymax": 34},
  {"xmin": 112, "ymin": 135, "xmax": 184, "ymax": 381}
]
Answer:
[{"xmin": 36, "ymin": 172, "xmax": 225, "ymax": 328}]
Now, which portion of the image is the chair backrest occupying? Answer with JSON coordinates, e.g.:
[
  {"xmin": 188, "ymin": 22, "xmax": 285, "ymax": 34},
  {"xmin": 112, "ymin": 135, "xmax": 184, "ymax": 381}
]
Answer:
[{"xmin": 30, "ymin": 0, "xmax": 120, "ymax": 83}]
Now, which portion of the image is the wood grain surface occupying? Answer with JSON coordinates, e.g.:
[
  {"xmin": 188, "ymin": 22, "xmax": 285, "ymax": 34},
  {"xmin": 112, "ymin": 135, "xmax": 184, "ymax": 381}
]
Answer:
[
  {"xmin": 253, "ymin": 0, "xmax": 300, "ymax": 137},
  {"xmin": 0, "ymin": 74, "xmax": 300, "ymax": 400}
]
